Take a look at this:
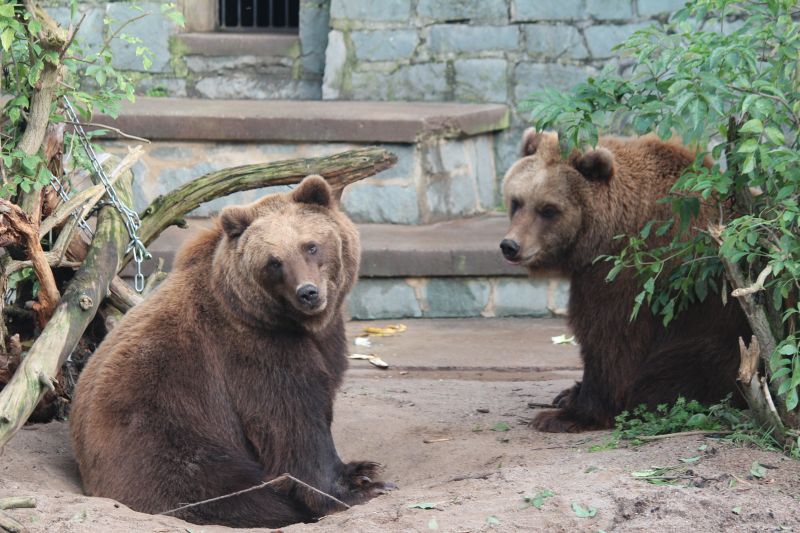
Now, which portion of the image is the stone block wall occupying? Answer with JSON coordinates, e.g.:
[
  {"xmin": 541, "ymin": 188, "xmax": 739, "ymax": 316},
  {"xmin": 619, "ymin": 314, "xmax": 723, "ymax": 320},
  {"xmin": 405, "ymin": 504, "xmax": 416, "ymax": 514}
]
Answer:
[
  {"xmin": 322, "ymin": 0, "xmax": 686, "ymax": 183},
  {"xmin": 347, "ymin": 276, "xmax": 570, "ymax": 319},
  {"xmin": 43, "ymin": 0, "xmax": 329, "ymax": 99},
  {"xmin": 101, "ymin": 135, "xmax": 498, "ymax": 224}
]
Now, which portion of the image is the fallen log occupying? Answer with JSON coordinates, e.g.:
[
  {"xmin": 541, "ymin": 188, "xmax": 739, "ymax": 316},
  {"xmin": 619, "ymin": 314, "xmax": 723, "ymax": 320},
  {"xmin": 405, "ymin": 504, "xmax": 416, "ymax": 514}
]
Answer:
[
  {"xmin": 0, "ymin": 167, "xmax": 134, "ymax": 449},
  {"xmin": 136, "ymin": 146, "xmax": 397, "ymax": 249}
]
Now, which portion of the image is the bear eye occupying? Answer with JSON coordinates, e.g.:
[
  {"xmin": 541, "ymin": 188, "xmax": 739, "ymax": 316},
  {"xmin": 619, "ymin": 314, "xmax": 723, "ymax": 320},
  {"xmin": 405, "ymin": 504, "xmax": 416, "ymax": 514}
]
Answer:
[
  {"xmin": 267, "ymin": 258, "xmax": 282, "ymax": 270},
  {"xmin": 538, "ymin": 204, "xmax": 560, "ymax": 220},
  {"xmin": 510, "ymin": 198, "xmax": 522, "ymax": 216},
  {"xmin": 306, "ymin": 243, "xmax": 318, "ymax": 255}
]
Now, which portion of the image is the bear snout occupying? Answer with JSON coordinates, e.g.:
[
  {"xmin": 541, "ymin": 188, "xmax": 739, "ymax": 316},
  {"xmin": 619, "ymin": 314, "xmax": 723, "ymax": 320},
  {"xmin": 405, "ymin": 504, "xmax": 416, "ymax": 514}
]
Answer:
[
  {"xmin": 500, "ymin": 238, "xmax": 521, "ymax": 262},
  {"xmin": 296, "ymin": 283, "xmax": 321, "ymax": 307}
]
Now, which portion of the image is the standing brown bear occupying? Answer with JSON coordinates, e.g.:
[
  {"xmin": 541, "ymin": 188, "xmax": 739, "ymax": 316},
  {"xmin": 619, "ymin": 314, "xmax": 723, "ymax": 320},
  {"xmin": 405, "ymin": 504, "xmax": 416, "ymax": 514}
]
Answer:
[
  {"xmin": 70, "ymin": 175, "xmax": 391, "ymax": 528},
  {"xmin": 500, "ymin": 130, "xmax": 750, "ymax": 433}
]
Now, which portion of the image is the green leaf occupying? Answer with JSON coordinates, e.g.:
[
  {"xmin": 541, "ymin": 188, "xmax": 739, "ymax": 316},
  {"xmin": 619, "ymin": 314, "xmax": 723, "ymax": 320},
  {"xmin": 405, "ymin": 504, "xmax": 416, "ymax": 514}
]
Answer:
[
  {"xmin": 524, "ymin": 489, "xmax": 555, "ymax": 510},
  {"xmin": 778, "ymin": 344, "xmax": 797, "ymax": 355},
  {"xmin": 408, "ymin": 503, "xmax": 438, "ymax": 510},
  {"xmin": 679, "ymin": 455, "xmax": 701, "ymax": 463},
  {"xmin": 749, "ymin": 462, "xmax": 766, "ymax": 479},
  {"xmin": 764, "ymin": 127, "xmax": 785, "ymax": 145},
  {"xmin": 739, "ymin": 119, "xmax": 763, "ymax": 134},
  {"xmin": 732, "ymin": 506, "xmax": 741, "ymax": 515},
  {"xmin": 491, "ymin": 422, "xmax": 511, "ymax": 432},
  {"xmin": 486, "ymin": 516, "xmax": 501, "ymax": 526},
  {"xmin": 785, "ymin": 387, "xmax": 798, "ymax": 411},
  {"xmin": 571, "ymin": 502, "xmax": 597, "ymax": 518},
  {"xmin": 0, "ymin": 27, "xmax": 13, "ymax": 51},
  {"xmin": 0, "ymin": 3, "xmax": 14, "ymax": 17}
]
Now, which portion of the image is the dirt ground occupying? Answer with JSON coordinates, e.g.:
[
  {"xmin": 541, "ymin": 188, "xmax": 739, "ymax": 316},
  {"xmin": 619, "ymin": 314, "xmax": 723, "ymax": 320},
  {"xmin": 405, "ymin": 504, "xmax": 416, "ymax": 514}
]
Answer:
[{"xmin": 1, "ymin": 318, "xmax": 798, "ymax": 532}]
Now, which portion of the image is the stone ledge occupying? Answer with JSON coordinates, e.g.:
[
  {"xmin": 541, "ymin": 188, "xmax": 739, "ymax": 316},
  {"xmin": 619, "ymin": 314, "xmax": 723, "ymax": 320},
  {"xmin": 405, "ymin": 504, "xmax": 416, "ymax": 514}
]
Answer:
[
  {"xmin": 177, "ymin": 32, "xmax": 299, "ymax": 57},
  {"xmin": 125, "ymin": 214, "xmax": 530, "ymax": 279},
  {"xmin": 95, "ymin": 97, "xmax": 509, "ymax": 143}
]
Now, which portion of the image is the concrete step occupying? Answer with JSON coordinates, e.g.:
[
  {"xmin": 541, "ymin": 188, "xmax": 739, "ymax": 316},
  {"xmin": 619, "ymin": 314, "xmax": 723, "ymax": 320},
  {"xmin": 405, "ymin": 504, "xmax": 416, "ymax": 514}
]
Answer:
[{"xmin": 124, "ymin": 215, "xmax": 569, "ymax": 320}]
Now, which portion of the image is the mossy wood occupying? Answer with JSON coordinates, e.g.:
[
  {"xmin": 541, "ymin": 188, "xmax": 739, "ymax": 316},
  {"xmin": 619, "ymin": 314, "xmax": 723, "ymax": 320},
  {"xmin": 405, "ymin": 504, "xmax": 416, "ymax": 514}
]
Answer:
[{"xmin": 0, "ymin": 171, "xmax": 134, "ymax": 449}]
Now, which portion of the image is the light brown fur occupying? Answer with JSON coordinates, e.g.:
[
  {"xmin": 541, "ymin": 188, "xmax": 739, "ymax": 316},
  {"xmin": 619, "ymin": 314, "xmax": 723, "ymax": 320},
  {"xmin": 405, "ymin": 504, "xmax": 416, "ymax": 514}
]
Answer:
[{"xmin": 502, "ymin": 130, "xmax": 749, "ymax": 432}]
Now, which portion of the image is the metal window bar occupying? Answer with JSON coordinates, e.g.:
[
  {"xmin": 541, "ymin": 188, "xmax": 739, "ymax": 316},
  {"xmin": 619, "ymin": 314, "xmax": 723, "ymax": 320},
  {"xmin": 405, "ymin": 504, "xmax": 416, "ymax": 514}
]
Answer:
[{"xmin": 219, "ymin": 0, "xmax": 299, "ymax": 32}]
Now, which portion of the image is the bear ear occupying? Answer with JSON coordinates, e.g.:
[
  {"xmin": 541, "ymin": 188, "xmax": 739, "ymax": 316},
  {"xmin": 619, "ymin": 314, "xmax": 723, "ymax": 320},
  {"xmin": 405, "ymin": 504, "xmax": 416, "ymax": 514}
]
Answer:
[
  {"xmin": 520, "ymin": 128, "xmax": 560, "ymax": 158},
  {"xmin": 572, "ymin": 148, "xmax": 615, "ymax": 182},
  {"xmin": 220, "ymin": 205, "xmax": 256, "ymax": 239},
  {"xmin": 520, "ymin": 128, "xmax": 543, "ymax": 157},
  {"xmin": 292, "ymin": 174, "xmax": 332, "ymax": 208}
]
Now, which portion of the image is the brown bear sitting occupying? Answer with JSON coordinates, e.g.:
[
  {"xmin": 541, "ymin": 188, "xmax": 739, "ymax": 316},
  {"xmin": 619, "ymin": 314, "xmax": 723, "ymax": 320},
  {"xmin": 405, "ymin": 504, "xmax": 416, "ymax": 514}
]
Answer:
[
  {"xmin": 500, "ymin": 130, "xmax": 750, "ymax": 433},
  {"xmin": 70, "ymin": 175, "xmax": 391, "ymax": 528}
]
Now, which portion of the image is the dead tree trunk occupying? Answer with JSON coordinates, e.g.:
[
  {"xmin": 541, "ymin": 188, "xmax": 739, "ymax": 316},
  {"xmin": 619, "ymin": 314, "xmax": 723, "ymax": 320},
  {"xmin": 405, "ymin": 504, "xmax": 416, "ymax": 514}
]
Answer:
[{"xmin": 0, "ymin": 169, "xmax": 134, "ymax": 449}]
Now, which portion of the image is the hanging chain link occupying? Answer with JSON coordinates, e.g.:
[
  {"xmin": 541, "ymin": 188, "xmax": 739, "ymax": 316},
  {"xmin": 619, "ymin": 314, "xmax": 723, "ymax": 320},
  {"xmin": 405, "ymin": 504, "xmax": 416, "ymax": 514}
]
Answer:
[{"xmin": 61, "ymin": 96, "xmax": 151, "ymax": 292}]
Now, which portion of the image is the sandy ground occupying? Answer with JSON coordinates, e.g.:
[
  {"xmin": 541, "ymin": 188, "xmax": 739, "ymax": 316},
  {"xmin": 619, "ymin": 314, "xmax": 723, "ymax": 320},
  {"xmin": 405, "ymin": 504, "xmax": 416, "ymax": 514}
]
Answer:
[{"xmin": 1, "ymin": 318, "xmax": 798, "ymax": 533}]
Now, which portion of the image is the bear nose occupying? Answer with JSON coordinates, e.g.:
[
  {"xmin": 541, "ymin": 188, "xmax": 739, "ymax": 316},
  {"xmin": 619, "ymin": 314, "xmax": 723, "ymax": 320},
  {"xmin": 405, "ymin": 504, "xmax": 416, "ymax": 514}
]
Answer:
[
  {"xmin": 500, "ymin": 239, "xmax": 521, "ymax": 260},
  {"xmin": 296, "ymin": 284, "xmax": 319, "ymax": 306}
]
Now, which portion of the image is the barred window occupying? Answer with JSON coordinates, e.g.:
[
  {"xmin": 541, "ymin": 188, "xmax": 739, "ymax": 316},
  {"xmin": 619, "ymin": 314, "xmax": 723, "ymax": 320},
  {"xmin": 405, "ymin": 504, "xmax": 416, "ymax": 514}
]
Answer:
[{"xmin": 219, "ymin": 0, "xmax": 300, "ymax": 32}]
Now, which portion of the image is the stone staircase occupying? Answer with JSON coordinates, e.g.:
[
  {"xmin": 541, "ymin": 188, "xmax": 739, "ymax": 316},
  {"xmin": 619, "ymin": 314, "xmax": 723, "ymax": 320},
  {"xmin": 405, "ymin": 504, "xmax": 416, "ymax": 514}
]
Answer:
[{"xmin": 103, "ymin": 97, "xmax": 566, "ymax": 319}]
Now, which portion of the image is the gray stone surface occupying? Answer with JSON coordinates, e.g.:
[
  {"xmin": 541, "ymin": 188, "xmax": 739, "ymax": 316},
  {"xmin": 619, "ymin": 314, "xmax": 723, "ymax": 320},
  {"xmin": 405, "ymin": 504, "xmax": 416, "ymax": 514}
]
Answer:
[
  {"xmin": 584, "ymin": 22, "xmax": 651, "ymax": 58},
  {"xmin": 138, "ymin": 77, "xmax": 188, "ymax": 98},
  {"xmin": 586, "ymin": 0, "xmax": 634, "ymax": 20},
  {"xmin": 322, "ymin": 30, "xmax": 347, "ymax": 99},
  {"xmin": 511, "ymin": 0, "xmax": 584, "ymax": 21},
  {"xmin": 193, "ymin": 75, "xmax": 321, "ymax": 100},
  {"xmin": 455, "ymin": 58, "xmax": 508, "ymax": 103},
  {"xmin": 49, "ymin": 6, "xmax": 104, "ymax": 55},
  {"xmin": 299, "ymin": 1, "xmax": 330, "ymax": 76},
  {"xmin": 330, "ymin": 0, "xmax": 411, "ymax": 22},
  {"xmin": 351, "ymin": 30, "xmax": 419, "ymax": 61},
  {"xmin": 638, "ymin": 0, "xmax": 686, "ymax": 16},
  {"xmin": 424, "ymin": 279, "xmax": 491, "ymax": 317},
  {"xmin": 417, "ymin": 0, "xmax": 508, "ymax": 23},
  {"xmin": 522, "ymin": 24, "xmax": 589, "ymax": 59},
  {"xmin": 341, "ymin": 183, "xmax": 421, "ymax": 224},
  {"xmin": 350, "ymin": 63, "xmax": 450, "ymax": 101},
  {"xmin": 514, "ymin": 62, "xmax": 593, "ymax": 100},
  {"xmin": 428, "ymin": 25, "xmax": 519, "ymax": 55},
  {"xmin": 108, "ymin": 2, "xmax": 176, "ymax": 73},
  {"xmin": 347, "ymin": 280, "xmax": 422, "ymax": 319},
  {"xmin": 494, "ymin": 278, "xmax": 549, "ymax": 316},
  {"xmin": 97, "ymin": 97, "xmax": 508, "ymax": 143}
]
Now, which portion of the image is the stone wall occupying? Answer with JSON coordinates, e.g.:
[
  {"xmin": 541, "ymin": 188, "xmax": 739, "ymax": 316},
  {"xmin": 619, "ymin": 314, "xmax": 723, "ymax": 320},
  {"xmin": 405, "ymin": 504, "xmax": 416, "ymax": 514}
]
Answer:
[
  {"xmin": 43, "ymin": 0, "xmax": 329, "ymax": 99},
  {"xmin": 100, "ymin": 135, "xmax": 499, "ymax": 225},
  {"xmin": 347, "ymin": 276, "xmax": 569, "ymax": 319},
  {"xmin": 322, "ymin": 0, "xmax": 685, "ymax": 180}
]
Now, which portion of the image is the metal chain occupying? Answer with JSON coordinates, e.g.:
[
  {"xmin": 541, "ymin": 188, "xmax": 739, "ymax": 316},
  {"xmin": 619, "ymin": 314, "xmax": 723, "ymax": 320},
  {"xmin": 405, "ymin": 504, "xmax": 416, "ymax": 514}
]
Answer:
[
  {"xmin": 61, "ymin": 96, "xmax": 151, "ymax": 292},
  {"xmin": 48, "ymin": 173, "xmax": 94, "ymax": 238}
]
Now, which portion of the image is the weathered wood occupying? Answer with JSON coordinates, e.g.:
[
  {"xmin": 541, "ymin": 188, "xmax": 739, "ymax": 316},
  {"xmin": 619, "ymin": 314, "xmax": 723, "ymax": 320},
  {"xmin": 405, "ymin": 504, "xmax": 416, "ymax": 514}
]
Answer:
[
  {"xmin": 17, "ymin": 1, "xmax": 68, "ymax": 219},
  {"xmin": 0, "ymin": 200, "xmax": 60, "ymax": 326},
  {"xmin": 0, "ymin": 510, "xmax": 28, "ymax": 533},
  {"xmin": 0, "ymin": 169, "xmax": 134, "ymax": 449},
  {"xmin": 737, "ymin": 336, "xmax": 786, "ymax": 440},
  {"xmin": 0, "ymin": 498, "xmax": 35, "ymax": 511},
  {"xmin": 136, "ymin": 147, "xmax": 397, "ymax": 250}
]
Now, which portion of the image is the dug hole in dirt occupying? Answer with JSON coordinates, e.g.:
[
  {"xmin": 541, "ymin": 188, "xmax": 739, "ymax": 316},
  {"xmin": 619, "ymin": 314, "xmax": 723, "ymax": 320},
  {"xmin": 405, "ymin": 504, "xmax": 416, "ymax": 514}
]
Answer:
[{"xmin": 1, "ymin": 318, "xmax": 799, "ymax": 532}]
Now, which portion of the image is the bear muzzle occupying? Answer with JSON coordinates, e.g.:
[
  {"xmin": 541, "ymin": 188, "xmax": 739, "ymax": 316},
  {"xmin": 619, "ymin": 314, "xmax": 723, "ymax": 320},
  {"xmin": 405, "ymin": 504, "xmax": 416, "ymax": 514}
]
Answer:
[{"xmin": 295, "ymin": 283, "xmax": 327, "ymax": 314}]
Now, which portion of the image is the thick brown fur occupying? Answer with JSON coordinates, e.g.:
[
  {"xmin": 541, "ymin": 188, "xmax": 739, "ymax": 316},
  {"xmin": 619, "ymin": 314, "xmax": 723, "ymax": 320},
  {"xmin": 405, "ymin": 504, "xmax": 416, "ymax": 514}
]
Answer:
[
  {"xmin": 70, "ymin": 176, "xmax": 390, "ymax": 528},
  {"xmin": 502, "ymin": 129, "xmax": 750, "ymax": 433}
]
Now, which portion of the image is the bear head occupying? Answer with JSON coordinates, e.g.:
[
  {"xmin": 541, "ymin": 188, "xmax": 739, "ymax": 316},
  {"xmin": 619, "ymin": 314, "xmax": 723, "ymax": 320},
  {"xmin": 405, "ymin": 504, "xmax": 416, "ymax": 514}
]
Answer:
[
  {"xmin": 213, "ymin": 175, "xmax": 360, "ymax": 332},
  {"xmin": 500, "ymin": 128, "xmax": 616, "ymax": 273}
]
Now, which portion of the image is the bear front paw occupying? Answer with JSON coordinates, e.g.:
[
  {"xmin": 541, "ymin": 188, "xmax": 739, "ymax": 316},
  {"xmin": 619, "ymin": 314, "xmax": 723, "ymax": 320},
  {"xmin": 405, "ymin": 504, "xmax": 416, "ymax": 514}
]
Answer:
[
  {"xmin": 341, "ymin": 461, "xmax": 396, "ymax": 502},
  {"xmin": 531, "ymin": 410, "xmax": 584, "ymax": 433},
  {"xmin": 552, "ymin": 381, "xmax": 581, "ymax": 408}
]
